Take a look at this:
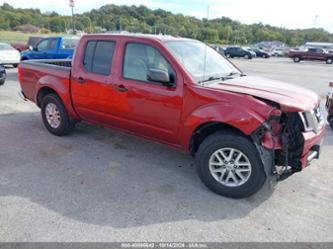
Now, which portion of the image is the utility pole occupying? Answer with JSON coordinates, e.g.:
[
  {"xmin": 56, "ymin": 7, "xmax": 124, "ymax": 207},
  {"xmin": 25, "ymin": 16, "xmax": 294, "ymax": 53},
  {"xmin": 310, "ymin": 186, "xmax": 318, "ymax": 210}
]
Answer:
[
  {"xmin": 313, "ymin": 14, "xmax": 319, "ymax": 28},
  {"xmin": 69, "ymin": 0, "xmax": 75, "ymax": 34}
]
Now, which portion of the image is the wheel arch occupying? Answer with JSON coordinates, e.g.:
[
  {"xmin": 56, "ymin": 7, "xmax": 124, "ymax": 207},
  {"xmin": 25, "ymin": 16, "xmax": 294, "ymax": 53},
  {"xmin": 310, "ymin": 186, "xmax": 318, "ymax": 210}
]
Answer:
[
  {"xmin": 189, "ymin": 121, "xmax": 248, "ymax": 156},
  {"xmin": 181, "ymin": 102, "xmax": 272, "ymax": 156},
  {"xmin": 35, "ymin": 81, "xmax": 80, "ymax": 120}
]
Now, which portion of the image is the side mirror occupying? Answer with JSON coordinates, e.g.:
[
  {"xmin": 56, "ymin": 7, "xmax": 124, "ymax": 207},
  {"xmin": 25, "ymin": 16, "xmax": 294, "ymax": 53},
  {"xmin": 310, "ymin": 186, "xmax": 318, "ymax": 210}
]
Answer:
[
  {"xmin": 29, "ymin": 46, "xmax": 33, "ymax": 51},
  {"xmin": 147, "ymin": 68, "xmax": 174, "ymax": 87}
]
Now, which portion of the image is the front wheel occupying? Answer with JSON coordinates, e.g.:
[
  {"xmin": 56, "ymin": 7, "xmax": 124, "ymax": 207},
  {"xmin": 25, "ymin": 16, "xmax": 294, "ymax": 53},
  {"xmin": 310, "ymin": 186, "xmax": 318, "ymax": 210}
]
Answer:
[
  {"xmin": 195, "ymin": 131, "xmax": 267, "ymax": 198},
  {"xmin": 41, "ymin": 93, "xmax": 75, "ymax": 136},
  {"xmin": 293, "ymin": 57, "xmax": 301, "ymax": 63},
  {"xmin": 326, "ymin": 58, "xmax": 333, "ymax": 64},
  {"xmin": 244, "ymin": 54, "xmax": 249, "ymax": 59}
]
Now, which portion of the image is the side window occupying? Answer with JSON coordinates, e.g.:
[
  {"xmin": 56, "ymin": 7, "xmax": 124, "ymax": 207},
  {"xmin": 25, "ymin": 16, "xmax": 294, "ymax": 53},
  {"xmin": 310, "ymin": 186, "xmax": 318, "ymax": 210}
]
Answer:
[
  {"xmin": 83, "ymin": 40, "xmax": 115, "ymax": 75},
  {"xmin": 123, "ymin": 42, "xmax": 176, "ymax": 84},
  {"xmin": 37, "ymin": 39, "xmax": 49, "ymax": 51}
]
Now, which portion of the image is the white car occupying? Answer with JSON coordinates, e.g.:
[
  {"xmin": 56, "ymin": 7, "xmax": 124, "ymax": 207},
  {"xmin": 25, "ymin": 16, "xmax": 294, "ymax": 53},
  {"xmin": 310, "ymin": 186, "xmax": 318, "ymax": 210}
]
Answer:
[{"xmin": 0, "ymin": 43, "xmax": 21, "ymax": 67}]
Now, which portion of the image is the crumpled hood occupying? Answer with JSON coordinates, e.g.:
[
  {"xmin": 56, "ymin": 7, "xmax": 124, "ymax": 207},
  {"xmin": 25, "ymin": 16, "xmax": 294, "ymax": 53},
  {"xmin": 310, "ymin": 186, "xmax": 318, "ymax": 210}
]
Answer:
[{"xmin": 207, "ymin": 76, "xmax": 320, "ymax": 112}]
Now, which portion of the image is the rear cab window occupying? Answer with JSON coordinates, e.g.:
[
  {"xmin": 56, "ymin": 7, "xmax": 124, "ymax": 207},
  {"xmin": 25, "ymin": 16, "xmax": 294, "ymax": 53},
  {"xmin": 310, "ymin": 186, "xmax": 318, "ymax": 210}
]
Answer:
[{"xmin": 83, "ymin": 40, "xmax": 116, "ymax": 75}]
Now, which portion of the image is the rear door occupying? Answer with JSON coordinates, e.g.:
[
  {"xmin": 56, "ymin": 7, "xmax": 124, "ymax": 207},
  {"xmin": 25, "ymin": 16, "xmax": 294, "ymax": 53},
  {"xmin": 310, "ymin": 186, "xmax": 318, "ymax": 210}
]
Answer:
[{"xmin": 71, "ymin": 37, "xmax": 117, "ymax": 123}]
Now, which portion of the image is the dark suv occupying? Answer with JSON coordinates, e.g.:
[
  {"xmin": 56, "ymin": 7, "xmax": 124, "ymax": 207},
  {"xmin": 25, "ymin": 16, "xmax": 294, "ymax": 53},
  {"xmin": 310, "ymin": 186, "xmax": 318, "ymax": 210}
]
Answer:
[
  {"xmin": 0, "ymin": 64, "xmax": 6, "ymax": 85},
  {"xmin": 225, "ymin": 46, "xmax": 255, "ymax": 59}
]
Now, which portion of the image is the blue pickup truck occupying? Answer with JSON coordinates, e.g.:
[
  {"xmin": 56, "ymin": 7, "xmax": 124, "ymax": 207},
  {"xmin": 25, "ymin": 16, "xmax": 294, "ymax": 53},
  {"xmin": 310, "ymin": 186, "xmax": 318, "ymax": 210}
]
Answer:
[{"xmin": 20, "ymin": 36, "xmax": 79, "ymax": 61}]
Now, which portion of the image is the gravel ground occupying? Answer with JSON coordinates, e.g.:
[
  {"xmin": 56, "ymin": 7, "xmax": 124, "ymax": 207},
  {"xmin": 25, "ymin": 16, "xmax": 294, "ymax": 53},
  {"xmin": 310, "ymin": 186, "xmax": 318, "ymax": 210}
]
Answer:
[{"xmin": 0, "ymin": 57, "xmax": 332, "ymax": 242}]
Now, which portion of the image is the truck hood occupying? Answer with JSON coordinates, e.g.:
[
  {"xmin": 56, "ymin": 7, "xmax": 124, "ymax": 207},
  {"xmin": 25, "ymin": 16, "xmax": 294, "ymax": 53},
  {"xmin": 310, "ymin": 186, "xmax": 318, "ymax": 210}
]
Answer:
[{"xmin": 207, "ymin": 76, "xmax": 320, "ymax": 112}]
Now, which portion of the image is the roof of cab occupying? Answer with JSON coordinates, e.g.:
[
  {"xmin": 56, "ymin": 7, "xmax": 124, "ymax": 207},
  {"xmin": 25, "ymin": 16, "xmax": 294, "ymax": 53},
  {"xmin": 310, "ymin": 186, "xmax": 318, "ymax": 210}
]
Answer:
[{"xmin": 81, "ymin": 33, "xmax": 193, "ymax": 42}]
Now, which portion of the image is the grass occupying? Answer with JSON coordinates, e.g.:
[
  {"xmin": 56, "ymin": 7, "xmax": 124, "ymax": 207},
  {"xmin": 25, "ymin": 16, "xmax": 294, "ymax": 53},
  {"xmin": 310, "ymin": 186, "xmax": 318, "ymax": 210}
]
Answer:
[{"xmin": 0, "ymin": 31, "xmax": 63, "ymax": 44}]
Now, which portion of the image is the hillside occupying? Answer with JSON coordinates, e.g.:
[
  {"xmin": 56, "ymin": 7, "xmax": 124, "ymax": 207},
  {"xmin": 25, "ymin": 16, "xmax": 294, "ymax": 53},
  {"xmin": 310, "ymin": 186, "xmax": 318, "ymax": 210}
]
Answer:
[{"xmin": 1, "ymin": 3, "xmax": 332, "ymax": 46}]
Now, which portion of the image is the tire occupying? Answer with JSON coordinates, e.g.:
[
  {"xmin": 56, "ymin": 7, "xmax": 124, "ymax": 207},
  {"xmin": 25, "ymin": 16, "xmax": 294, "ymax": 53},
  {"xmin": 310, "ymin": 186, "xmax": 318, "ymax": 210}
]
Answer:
[
  {"xmin": 330, "ymin": 118, "xmax": 333, "ymax": 130},
  {"xmin": 195, "ymin": 131, "xmax": 267, "ymax": 198},
  {"xmin": 293, "ymin": 57, "xmax": 301, "ymax": 63},
  {"xmin": 244, "ymin": 54, "xmax": 249, "ymax": 59},
  {"xmin": 41, "ymin": 93, "xmax": 75, "ymax": 136},
  {"xmin": 326, "ymin": 58, "xmax": 333, "ymax": 64},
  {"xmin": 13, "ymin": 64, "xmax": 18, "ymax": 68},
  {"xmin": 225, "ymin": 53, "xmax": 231, "ymax": 58},
  {"xmin": 0, "ymin": 72, "xmax": 6, "ymax": 86}
]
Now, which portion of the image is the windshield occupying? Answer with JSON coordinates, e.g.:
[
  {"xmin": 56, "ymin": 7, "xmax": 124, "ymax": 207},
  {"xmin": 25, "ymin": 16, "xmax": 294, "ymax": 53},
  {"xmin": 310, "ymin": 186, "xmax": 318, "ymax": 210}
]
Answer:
[{"xmin": 165, "ymin": 40, "xmax": 241, "ymax": 83}]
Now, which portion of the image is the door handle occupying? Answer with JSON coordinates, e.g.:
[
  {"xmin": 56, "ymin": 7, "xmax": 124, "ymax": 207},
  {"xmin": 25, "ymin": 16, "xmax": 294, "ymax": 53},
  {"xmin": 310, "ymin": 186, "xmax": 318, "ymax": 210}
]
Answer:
[
  {"xmin": 77, "ymin": 77, "xmax": 86, "ymax": 84},
  {"xmin": 116, "ymin": 84, "xmax": 128, "ymax": 92}
]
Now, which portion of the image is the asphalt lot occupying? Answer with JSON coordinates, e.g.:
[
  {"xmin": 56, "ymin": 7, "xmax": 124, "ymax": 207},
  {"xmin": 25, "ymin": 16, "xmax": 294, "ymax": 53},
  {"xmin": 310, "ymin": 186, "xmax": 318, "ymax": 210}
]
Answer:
[{"xmin": 0, "ymin": 57, "xmax": 332, "ymax": 242}]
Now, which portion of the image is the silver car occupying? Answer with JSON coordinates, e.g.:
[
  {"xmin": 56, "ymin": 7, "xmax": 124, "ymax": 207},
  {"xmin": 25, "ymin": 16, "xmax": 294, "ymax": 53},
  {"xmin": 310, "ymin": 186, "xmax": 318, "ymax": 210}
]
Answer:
[{"xmin": 0, "ymin": 43, "xmax": 20, "ymax": 67}]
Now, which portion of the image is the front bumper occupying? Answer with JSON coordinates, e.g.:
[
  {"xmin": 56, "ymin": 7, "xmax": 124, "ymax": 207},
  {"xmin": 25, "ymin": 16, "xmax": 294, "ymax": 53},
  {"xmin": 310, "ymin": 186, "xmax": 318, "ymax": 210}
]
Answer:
[{"xmin": 300, "ymin": 124, "xmax": 325, "ymax": 168}]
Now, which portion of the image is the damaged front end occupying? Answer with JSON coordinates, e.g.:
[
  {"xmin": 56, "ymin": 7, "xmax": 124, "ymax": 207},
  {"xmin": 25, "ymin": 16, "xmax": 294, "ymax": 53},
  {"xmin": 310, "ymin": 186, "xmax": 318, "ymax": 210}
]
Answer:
[{"xmin": 251, "ymin": 103, "xmax": 324, "ymax": 181}]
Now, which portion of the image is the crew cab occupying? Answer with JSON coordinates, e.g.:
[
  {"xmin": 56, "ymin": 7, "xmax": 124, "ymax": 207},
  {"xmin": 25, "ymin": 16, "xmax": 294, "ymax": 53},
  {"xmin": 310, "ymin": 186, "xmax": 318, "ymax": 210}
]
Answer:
[
  {"xmin": 20, "ymin": 36, "xmax": 79, "ymax": 61},
  {"xmin": 289, "ymin": 47, "xmax": 333, "ymax": 64},
  {"xmin": 18, "ymin": 34, "xmax": 325, "ymax": 198}
]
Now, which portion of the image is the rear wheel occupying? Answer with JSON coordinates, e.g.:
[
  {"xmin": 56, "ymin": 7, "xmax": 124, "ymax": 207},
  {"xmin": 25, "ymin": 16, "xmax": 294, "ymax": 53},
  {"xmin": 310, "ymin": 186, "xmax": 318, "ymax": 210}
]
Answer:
[
  {"xmin": 41, "ymin": 93, "xmax": 75, "ymax": 136},
  {"xmin": 13, "ymin": 64, "xmax": 18, "ymax": 68},
  {"xmin": 293, "ymin": 57, "xmax": 301, "ymax": 63},
  {"xmin": 330, "ymin": 118, "xmax": 333, "ymax": 130},
  {"xmin": 326, "ymin": 58, "xmax": 333, "ymax": 64},
  {"xmin": 195, "ymin": 131, "xmax": 267, "ymax": 198}
]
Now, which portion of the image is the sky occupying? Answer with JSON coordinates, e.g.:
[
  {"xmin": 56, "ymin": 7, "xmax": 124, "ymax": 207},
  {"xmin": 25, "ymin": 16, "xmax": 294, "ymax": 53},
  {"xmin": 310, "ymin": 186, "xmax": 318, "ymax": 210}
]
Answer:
[{"xmin": 1, "ymin": 0, "xmax": 332, "ymax": 32}]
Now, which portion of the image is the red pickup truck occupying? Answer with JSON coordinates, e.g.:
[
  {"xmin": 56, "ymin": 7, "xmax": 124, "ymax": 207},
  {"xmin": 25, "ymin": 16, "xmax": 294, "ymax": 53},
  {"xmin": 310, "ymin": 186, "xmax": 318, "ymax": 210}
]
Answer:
[
  {"xmin": 18, "ymin": 34, "xmax": 325, "ymax": 198},
  {"xmin": 288, "ymin": 47, "xmax": 333, "ymax": 64}
]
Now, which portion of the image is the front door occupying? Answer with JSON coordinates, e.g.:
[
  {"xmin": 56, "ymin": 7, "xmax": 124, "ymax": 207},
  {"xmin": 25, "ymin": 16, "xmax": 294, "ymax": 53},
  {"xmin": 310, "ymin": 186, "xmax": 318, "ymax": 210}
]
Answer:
[
  {"xmin": 111, "ymin": 41, "xmax": 183, "ymax": 144},
  {"xmin": 33, "ymin": 38, "xmax": 58, "ymax": 59}
]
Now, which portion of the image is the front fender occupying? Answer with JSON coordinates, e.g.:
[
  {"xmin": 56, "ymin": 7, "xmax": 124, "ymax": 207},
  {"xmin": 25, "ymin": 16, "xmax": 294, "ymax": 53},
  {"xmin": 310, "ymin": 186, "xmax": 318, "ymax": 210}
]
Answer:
[{"xmin": 180, "ymin": 102, "xmax": 274, "ymax": 151}]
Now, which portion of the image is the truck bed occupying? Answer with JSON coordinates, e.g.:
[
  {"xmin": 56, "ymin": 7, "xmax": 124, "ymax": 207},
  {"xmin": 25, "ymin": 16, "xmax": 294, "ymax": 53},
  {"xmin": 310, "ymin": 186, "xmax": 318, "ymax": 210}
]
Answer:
[
  {"xmin": 19, "ymin": 59, "xmax": 72, "ymax": 103},
  {"xmin": 21, "ymin": 59, "xmax": 72, "ymax": 68}
]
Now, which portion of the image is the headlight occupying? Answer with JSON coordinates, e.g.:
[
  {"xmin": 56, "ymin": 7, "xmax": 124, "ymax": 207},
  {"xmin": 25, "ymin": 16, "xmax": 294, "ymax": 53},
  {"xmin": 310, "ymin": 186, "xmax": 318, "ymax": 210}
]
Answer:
[{"xmin": 299, "ymin": 104, "xmax": 324, "ymax": 133}]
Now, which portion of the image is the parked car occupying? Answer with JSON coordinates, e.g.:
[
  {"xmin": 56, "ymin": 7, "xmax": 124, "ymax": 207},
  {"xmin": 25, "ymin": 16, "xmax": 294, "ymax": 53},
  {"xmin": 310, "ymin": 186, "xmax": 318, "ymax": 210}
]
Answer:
[
  {"xmin": 225, "ymin": 46, "xmax": 255, "ymax": 59},
  {"xmin": 20, "ymin": 36, "xmax": 79, "ymax": 61},
  {"xmin": 18, "ymin": 34, "xmax": 325, "ymax": 198},
  {"xmin": 0, "ymin": 64, "xmax": 6, "ymax": 85},
  {"xmin": 288, "ymin": 48, "xmax": 333, "ymax": 64},
  {"xmin": 326, "ymin": 82, "xmax": 333, "ymax": 129},
  {"xmin": 11, "ymin": 36, "xmax": 43, "ymax": 52},
  {"xmin": 271, "ymin": 47, "xmax": 288, "ymax": 57},
  {"xmin": 251, "ymin": 48, "xmax": 270, "ymax": 58},
  {"xmin": 210, "ymin": 44, "xmax": 225, "ymax": 56},
  {"xmin": 0, "ymin": 43, "xmax": 21, "ymax": 67}
]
